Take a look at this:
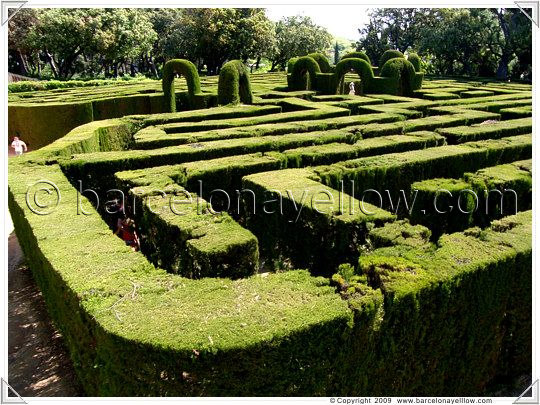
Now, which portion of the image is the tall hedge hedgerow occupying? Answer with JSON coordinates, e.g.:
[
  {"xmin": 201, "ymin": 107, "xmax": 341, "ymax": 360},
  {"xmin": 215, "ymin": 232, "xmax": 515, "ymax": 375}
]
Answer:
[
  {"xmin": 307, "ymin": 52, "xmax": 333, "ymax": 73},
  {"xmin": 217, "ymin": 60, "xmax": 253, "ymax": 105},
  {"xmin": 380, "ymin": 57, "xmax": 417, "ymax": 96},
  {"xmin": 378, "ymin": 49, "xmax": 405, "ymax": 67},
  {"xmin": 407, "ymin": 53, "xmax": 422, "ymax": 72},
  {"xmin": 341, "ymin": 51, "xmax": 371, "ymax": 66},
  {"xmin": 162, "ymin": 59, "xmax": 202, "ymax": 112},
  {"xmin": 289, "ymin": 56, "xmax": 321, "ymax": 91}
]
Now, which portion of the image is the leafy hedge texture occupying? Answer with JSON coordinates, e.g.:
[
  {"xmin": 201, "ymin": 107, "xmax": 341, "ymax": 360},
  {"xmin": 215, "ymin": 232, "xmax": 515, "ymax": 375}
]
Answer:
[
  {"xmin": 217, "ymin": 60, "xmax": 253, "ymax": 105},
  {"xmin": 8, "ymin": 72, "xmax": 532, "ymax": 396},
  {"xmin": 162, "ymin": 59, "xmax": 202, "ymax": 112}
]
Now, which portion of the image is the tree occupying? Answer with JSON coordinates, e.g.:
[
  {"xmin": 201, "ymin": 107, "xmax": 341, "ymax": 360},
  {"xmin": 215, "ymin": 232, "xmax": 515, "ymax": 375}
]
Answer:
[
  {"xmin": 8, "ymin": 8, "xmax": 40, "ymax": 76},
  {"xmin": 268, "ymin": 15, "xmax": 332, "ymax": 70},
  {"xmin": 93, "ymin": 9, "xmax": 156, "ymax": 77},
  {"xmin": 24, "ymin": 9, "xmax": 104, "ymax": 79},
  {"xmin": 491, "ymin": 8, "xmax": 532, "ymax": 80},
  {"xmin": 356, "ymin": 8, "xmax": 531, "ymax": 80},
  {"xmin": 356, "ymin": 21, "xmax": 390, "ymax": 66}
]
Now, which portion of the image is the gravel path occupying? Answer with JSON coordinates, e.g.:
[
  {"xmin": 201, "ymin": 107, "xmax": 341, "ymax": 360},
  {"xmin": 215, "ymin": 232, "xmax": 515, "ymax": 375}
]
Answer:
[{"xmin": 8, "ymin": 232, "xmax": 82, "ymax": 397}]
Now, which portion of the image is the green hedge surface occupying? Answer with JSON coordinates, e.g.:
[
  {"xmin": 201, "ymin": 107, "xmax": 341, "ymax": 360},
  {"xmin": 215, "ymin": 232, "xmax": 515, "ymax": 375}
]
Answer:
[
  {"xmin": 162, "ymin": 59, "xmax": 202, "ymax": 112},
  {"xmin": 7, "ymin": 74, "xmax": 532, "ymax": 396},
  {"xmin": 217, "ymin": 60, "xmax": 253, "ymax": 105}
]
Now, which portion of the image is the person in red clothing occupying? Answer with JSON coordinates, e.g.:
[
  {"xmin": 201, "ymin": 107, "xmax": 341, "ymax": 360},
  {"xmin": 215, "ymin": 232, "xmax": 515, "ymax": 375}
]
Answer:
[{"xmin": 114, "ymin": 217, "xmax": 140, "ymax": 252}]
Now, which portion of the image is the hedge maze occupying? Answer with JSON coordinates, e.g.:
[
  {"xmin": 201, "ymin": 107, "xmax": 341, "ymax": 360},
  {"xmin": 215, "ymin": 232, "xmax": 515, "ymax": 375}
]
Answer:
[{"xmin": 8, "ymin": 54, "xmax": 532, "ymax": 396}]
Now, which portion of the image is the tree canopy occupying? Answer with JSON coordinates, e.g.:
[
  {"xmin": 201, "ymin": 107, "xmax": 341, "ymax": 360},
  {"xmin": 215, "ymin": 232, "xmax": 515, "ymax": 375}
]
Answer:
[
  {"xmin": 356, "ymin": 8, "xmax": 532, "ymax": 80},
  {"xmin": 8, "ymin": 7, "xmax": 531, "ymax": 81}
]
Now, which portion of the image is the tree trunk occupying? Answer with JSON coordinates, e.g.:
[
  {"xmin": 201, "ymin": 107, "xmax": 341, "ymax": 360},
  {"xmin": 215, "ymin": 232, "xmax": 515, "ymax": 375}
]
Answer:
[
  {"xmin": 16, "ymin": 50, "xmax": 29, "ymax": 75},
  {"xmin": 45, "ymin": 52, "xmax": 59, "ymax": 78},
  {"xmin": 149, "ymin": 56, "xmax": 158, "ymax": 77},
  {"xmin": 494, "ymin": 8, "xmax": 512, "ymax": 80}
]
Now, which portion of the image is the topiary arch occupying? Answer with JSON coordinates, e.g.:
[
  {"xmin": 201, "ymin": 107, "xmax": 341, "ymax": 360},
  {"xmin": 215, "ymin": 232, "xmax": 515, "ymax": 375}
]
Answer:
[
  {"xmin": 341, "ymin": 51, "xmax": 371, "ymax": 66},
  {"xmin": 162, "ymin": 59, "xmax": 201, "ymax": 113},
  {"xmin": 307, "ymin": 52, "xmax": 332, "ymax": 73},
  {"xmin": 380, "ymin": 57, "xmax": 417, "ymax": 96},
  {"xmin": 333, "ymin": 58, "xmax": 374, "ymax": 95},
  {"xmin": 289, "ymin": 56, "xmax": 321, "ymax": 91},
  {"xmin": 217, "ymin": 60, "xmax": 253, "ymax": 105},
  {"xmin": 379, "ymin": 50, "xmax": 405, "ymax": 68}
]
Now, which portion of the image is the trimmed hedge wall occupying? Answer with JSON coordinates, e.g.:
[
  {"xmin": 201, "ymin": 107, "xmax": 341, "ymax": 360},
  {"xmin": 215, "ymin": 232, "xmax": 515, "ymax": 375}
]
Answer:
[
  {"xmin": 8, "ymin": 102, "xmax": 94, "ymax": 150},
  {"xmin": 333, "ymin": 58, "xmax": 374, "ymax": 95},
  {"xmin": 332, "ymin": 210, "xmax": 531, "ymax": 395},
  {"xmin": 407, "ymin": 52, "xmax": 422, "ymax": 72},
  {"xmin": 307, "ymin": 52, "xmax": 333, "ymax": 73},
  {"xmin": 162, "ymin": 59, "xmax": 202, "ymax": 112},
  {"xmin": 8, "ymin": 78, "xmax": 533, "ymax": 396},
  {"xmin": 379, "ymin": 49, "xmax": 405, "ymax": 67},
  {"xmin": 341, "ymin": 51, "xmax": 371, "ymax": 65},
  {"xmin": 380, "ymin": 58, "xmax": 417, "ymax": 97},
  {"xmin": 289, "ymin": 56, "xmax": 321, "ymax": 91},
  {"xmin": 217, "ymin": 60, "xmax": 253, "ymax": 105},
  {"xmin": 286, "ymin": 52, "xmax": 424, "ymax": 96}
]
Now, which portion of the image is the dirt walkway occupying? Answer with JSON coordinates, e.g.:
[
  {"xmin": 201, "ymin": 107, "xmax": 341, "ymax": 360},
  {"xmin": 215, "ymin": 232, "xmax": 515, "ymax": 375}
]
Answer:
[{"xmin": 8, "ymin": 232, "xmax": 82, "ymax": 397}]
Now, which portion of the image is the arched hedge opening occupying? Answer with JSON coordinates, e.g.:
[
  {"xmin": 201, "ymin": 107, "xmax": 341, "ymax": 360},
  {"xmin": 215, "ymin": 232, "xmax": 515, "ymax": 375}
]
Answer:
[
  {"xmin": 333, "ymin": 58, "xmax": 374, "ymax": 95},
  {"xmin": 307, "ymin": 52, "xmax": 332, "ymax": 73},
  {"xmin": 217, "ymin": 60, "xmax": 253, "ymax": 105},
  {"xmin": 289, "ymin": 56, "xmax": 322, "ymax": 91},
  {"xmin": 341, "ymin": 51, "xmax": 371, "ymax": 66},
  {"xmin": 162, "ymin": 59, "xmax": 201, "ymax": 112},
  {"xmin": 379, "ymin": 50, "xmax": 405, "ymax": 68},
  {"xmin": 380, "ymin": 57, "xmax": 417, "ymax": 96}
]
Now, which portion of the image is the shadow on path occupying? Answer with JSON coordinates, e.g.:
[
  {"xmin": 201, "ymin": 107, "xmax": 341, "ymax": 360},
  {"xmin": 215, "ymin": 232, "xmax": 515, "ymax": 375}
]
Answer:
[{"xmin": 8, "ymin": 232, "xmax": 82, "ymax": 397}]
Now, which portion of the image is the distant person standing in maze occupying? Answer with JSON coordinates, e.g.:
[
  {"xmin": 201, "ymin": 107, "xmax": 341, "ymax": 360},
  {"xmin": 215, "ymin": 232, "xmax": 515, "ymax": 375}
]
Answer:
[{"xmin": 11, "ymin": 136, "xmax": 27, "ymax": 156}]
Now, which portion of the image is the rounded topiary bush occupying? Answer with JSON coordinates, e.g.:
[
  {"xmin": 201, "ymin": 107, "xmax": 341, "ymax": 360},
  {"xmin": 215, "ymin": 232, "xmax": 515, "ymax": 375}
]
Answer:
[
  {"xmin": 307, "ymin": 52, "xmax": 332, "ymax": 73},
  {"xmin": 287, "ymin": 57, "xmax": 299, "ymax": 73},
  {"xmin": 333, "ymin": 58, "xmax": 374, "ymax": 94},
  {"xmin": 341, "ymin": 51, "xmax": 371, "ymax": 66},
  {"xmin": 289, "ymin": 56, "xmax": 321, "ymax": 91},
  {"xmin": 380, "ymin": 57, "xmax": 416, "ymax": 96},
  {"xmin": 407, "ymin": 53, "xmax": 422, "ymax": 72},
  {"xmin": 378, "ymin": 49, "xmax": 404, "ymax": 68},
  {"xmin": 162, "ymin": 59, "xmax": 201, "ymax": 112},
  {"xmin": 217, "ymin": 60, "xmax": 253, "ymax": 105}
]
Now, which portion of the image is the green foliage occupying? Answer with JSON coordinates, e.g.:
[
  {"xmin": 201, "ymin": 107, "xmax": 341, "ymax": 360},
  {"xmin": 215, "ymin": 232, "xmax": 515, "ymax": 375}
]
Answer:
[
  {"xmin": 380, "ymin": 57, "xmax": 416, "ymax": 96},
  {"xmin": 288, "ymin": 56, "xmax": 321, "ymax": 91},
  {"xmin": 436, "ymin": 117, "xmax": 532, "ymax": 144},
  {"xmin": 162, "ymin": 59, "xmax": 201, "ymax": 112},
  {"xmin": 335, "ymin": 210, "xmax": 531, "ymax": 394},
  {"xmin": 7, "ymin": 74, "xmax": 533, "ymax": 396},
  {"xmin": 307, "ymin": 52, "xmax": 332, "ymax": 73},
  {"xmin": 410, "ymin": 177, "xmax": 475, "ymax": 239},
  {"xmin": 217, "ymin": 60, "xmax": 253, "ymax": 105},
  {"xmin": 407, "ymin": 52, "xmax": 421, "ymax": 72},
  {"xmin": 333, "ymin": 58, "xmax": 374, "ymax": 95},
  {"xmin": 341, "ymin": 51, "xmax": 371, "ymax": 65},
  {"xmin": 379, "ymin": 49, "xmax": 405, "ymax": 67},
  {"xmin": 8, "ymin": 76, "xmax": 149, "ymax": 93},
  {"xmin": 269, "ymin": 15, "xmax": 332, "ymax": 71}
]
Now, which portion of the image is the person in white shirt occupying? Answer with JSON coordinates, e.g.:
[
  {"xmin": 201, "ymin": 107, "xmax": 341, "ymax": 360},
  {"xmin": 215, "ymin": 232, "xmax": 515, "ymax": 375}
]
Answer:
[{"xmin": 11, "ymin": 137, "xmax": 27, "ymax": 156}]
